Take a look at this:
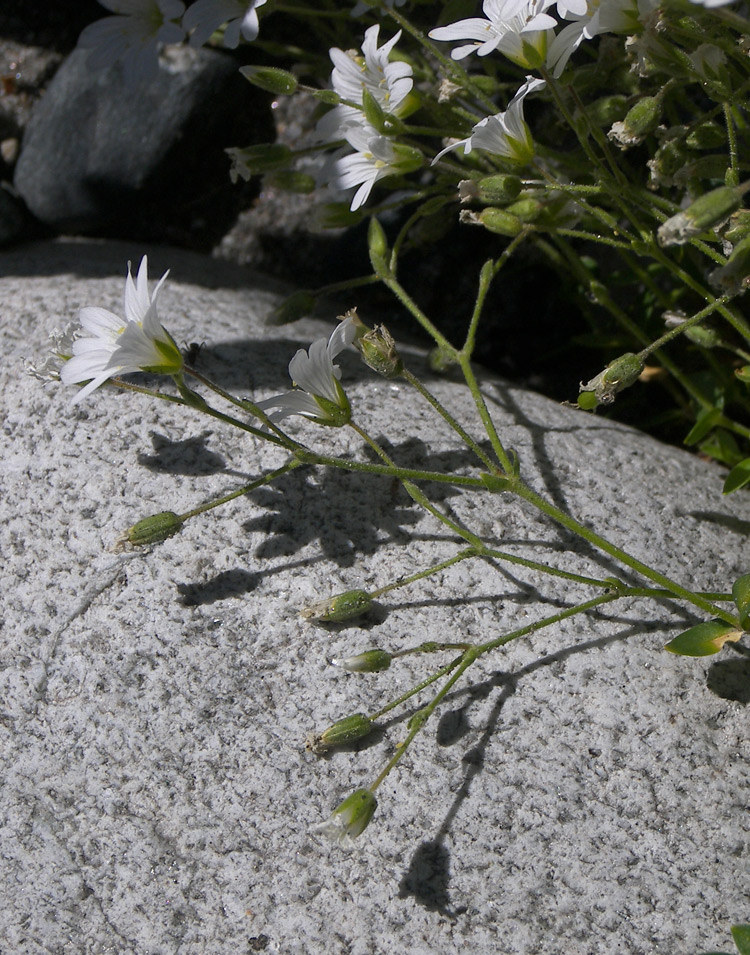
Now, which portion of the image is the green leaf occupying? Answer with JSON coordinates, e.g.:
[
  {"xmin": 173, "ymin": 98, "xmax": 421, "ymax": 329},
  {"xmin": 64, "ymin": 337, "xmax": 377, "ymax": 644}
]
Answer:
[
  {"xmin": 732, "ymin": 925, "xmax": 750, "ymax": 955},
  {"xmin": 665, "ymin": 619, "xmax": 742, "ymax": 656},
  {"xmin": 723, "ymin": 458, "xmax": 750, "ymax": 494},
  {"xmin": 684, "ymin": 407, "xmax": 723, "ymax": 446}
]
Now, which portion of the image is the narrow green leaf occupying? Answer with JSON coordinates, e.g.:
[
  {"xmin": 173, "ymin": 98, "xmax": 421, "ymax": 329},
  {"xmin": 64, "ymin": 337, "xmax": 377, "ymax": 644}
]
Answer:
[
  {"xmin": 665, "ymin": 619, "xmax": 742, "ymax": 656},
  {"xmin": 684, "ymin": 407, "xmax": 722, "ymax": 446},
  {"xmin": 723, "ymin": 458, "xmax": 750, "ymax": 495}
]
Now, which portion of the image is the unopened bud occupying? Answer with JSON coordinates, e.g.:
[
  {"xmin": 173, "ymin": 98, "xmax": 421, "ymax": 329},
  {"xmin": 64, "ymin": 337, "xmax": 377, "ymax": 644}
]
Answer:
[
  {"xmin": 226, "ymin": 143, "xmax": 292, "ymax": 182},
  {"xmin": 428, "ymin": 344, "xmax": 458, "ymax": 372},
  {"xmin": 301, "ymin": 589, "xmax": 373, "ymax": 622},
  {"xmin": 473, "ymin": 174, "xmax": 522, "ymax": 204},
  {"xmin": 118, "ymin": 511, "xmax": 183, "ymax": 548},
  {"xmin": 658, "ymin": 185, "xmax": 744, "ymax": 246},
  {"xmin": 505, "ymin": 197, "xmax": 543, "ymax": 223},
  {"xmin": 732, "ymin": 572, "xmax": 750, "ymax": 630},
  {"xmin": 579, "ymin": 352, "xmax": 645, "ymax": 405},
  {"xmin": 368, "ymin": 218, "xmax": 390, "ymax": 277},
  {"xmin": 722, "ymin": 210, "xmax": 750, "ymax": 245},
  {"xmin": 332, "ymin": 649, "xmax": 392, "ymax": 672},
  {"xmin": 267, "ymin": 290, "xmax": 316, "ymax": 326},
  {"xmin": 239, "ymin": 66, "xmax": 298, "ymax": 95},
  {"xmin": 311, "ymin": 788, "xmax": 378, "ymax": 847},
  {"xmin": 357, "ymin": 324, "xmax": 403, "ymax": 378},
  {"xmin": 311, "ymin": 202, "xmax": 364, "ymax": 230},
  {"xmin": 608, "ymin": 96, "xmax": 661, "ymax": 148},
  {"xmin": 309, "ymin": 713, "xmax": 374, "ymax": 754},
  {"xmin": 583, "ymin": 94, "xmax": 627, "ymax": 129},
  {"xmin": 686, "ymin": 121, "xmax": 725, "ymax": 151},
  {"xmin": 709, "ymin": 235, "xmax": 750, "ymax": 296},
  {"xmin": 467, "ymin": 207, "xmax": 523, "ymax": 237},
  {"xmin": 264, "ymin": 170, "xmax": 316, "ymax": 194}
]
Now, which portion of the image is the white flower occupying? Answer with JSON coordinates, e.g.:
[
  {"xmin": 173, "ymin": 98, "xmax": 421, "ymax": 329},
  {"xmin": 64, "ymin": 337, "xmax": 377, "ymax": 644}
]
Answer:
[
  {"xmin": 77, "ymin": 0, "xmax": 186, "ymax": 85},
  {"xmin": 330, "ymin": 123, "xmax": 404, "ymax": 211},
  {"xmin": 432, "ymin": 76, "xmax": 545, "ymax": 165},
  {"xmin": 256, "ymin": 316, "xmax": 360, "ymax": 426},
  {"xmin": 687, "ymin": 0, "xmax": 736, "ymax": 6},
  {"xmin": 547, "ymin": 0, "xmax": 657, "ymax": 76},
  {"xmin": 316, "ymin": 25, "xmax": 413, "ymax": 142},
  {"xmin": 60, "ymin": 257, "xmax": 183, "ymax": 405},
  {"xmin": 428, "ymin": 0, "xmax": 557, "ymax": 70},
  {"xmin": 182, "ymin": 0, "xmax": 267, "ymax": 48}
]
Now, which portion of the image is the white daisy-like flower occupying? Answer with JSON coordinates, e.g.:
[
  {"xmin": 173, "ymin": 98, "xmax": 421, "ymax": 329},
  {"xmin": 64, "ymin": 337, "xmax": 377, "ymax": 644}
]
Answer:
[
  {"xmin": 182, "ymin": 0, "xmax": 267, "ymax": 48},
  {"xmin": 316, "ymin": 25, "xmax": 413, "ymax": 143},
  {"xmin": 428, "ymin": 0, "xmax": 557, "ymax": 70},
  {"xmin": 547, "ymin": 0, "xmax": 657, "ymax": 76},
  {"xmin": 433, "ymin": 76, "xmax": 545, "ymax": 165},
  {"xmin": 256, "ymin": 315, "xmax": 360, "ymax": 427},
  {"xmin": 329, "ymin": 123, "xmax": 403, "ymax": 211},
  {"xmin": 60, "ymin": 257, "xmax": 183, "ymax": 405},
  {"xmin": 77, "ymin": 0, "xmax": 186, "ymax": 85}
]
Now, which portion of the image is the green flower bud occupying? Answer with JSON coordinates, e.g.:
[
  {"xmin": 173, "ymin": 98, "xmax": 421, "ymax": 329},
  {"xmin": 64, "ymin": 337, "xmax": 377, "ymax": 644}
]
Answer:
[
  {"xmin": 332, "ymin": 649, "xmax": 392, "ymax": 672},
  {"xmin": 736, "ymin": 365, "xmax": 750, "ymax": 385},
  {"xmin": 226, "ymin": 144, "xmax": 292, "ymax": 182},
  {"xmin": 301, "ymin": 589, "xmax": 373, "ymax": 622},
  {"xmin": 469, "ymin": 207, "xmax": 523, "ymax": 237},
  {"xmin": 312, "ymin": 789, "xmax": 378, "ymax": 847},
  {"xmin": 583, "ymin": 94, "xmax": 628, "ymax": 129},
  {"xmin": 709, "ymin": 235, "xmax": 750, "ymax": 296},
  {"xmin": 118, "ymin": 511, "xmax": 183, "ymax": 548},
  {"xmin": 473, "ymin": 174, "xmax": 522, "ymax": 204},
  {"xmin": 608, "ymin": 96, "xmax": 661, "ymax": 148},
  {"xmin": 356, "ymin": 324, "xmax": 403, "ymax": 378},
  {"xmin": 686, "ymin": 121, "xmax": 725, "ymax": 151},
  {"xmin": 309, "ymin": 713, "xmax": 374, "ymax": 754},
  {"xmin": 428, "ymin": 344, "xmax": 458, "ymax": 372},
  {"xmin": 368, "ymin": 217, "xmax": 391, "ymax": 277},
  {"xmin": 505, "ymin": 197, "xmax": 543, "ymax": 223},
  {"xmin": 362, "ymin": 87, "xmax": 387, "ymax": 134},
  {"xmin": 266, "ymin": 290, "xmax": 316, "ymax": 327},
  {"xmin": 579, "ymin": 353, "xmax": 645, "ymax": 405},
  {"xmin": 658, "ymin": 186, "xmax": 745, "ymax": 246},
  {"xmin": 310, "ymin": 202, "xmax": 364, "ymax": 230},
  {"xmin": 264, "ymin": 171, "xmax": 317, "ymax": 194},
  {"xmin": 722, "ymin": 210, "xmax": 750, "ymax": 245},
  {"xmin": 732, "ymin": 573, "xmax": 750, "ymax": 630},
  {"xmin": 239, "ymin": 66, "xmax": 298, "ymax": 95}
]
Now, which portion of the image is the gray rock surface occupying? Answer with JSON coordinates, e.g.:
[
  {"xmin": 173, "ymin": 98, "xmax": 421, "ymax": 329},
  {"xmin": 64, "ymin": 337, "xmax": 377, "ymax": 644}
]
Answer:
[
  {"xmin": 13, "ymin": 46, "xmax": 271, "ymax": 248},
  {"xmin": 1, "ymin": 239, "xmax": 748, "ymax": 955}
]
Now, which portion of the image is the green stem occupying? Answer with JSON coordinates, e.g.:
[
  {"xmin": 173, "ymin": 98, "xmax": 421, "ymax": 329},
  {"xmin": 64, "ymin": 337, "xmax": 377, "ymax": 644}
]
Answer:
[
  {"xmin": 178, "ymin": 460, "xmax": 302, "ymax": 522},
  {"xmin": 369, "ymin": 548, "xmax": 478, "ymax": 598}
]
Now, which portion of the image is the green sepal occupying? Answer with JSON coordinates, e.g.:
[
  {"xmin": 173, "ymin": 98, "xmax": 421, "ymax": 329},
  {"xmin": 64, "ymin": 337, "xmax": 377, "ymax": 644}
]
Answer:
[
  {"xmin": 481, "ymin": 472, "xmax": 514, "ymax": 493},
  {"xmin": 723, "ymin": 458, "xmax": 750, "ymax": 494},
  {"xmin": 314, "ymin": 713, "xmax": 374, "ymax": 751},
  {"xmin": 737, "ymin": 366, "xmax": 750, "ymax": 385},
  {"xmin": 368, "ymin": 217, "xmax": 391, "ymax": 277},
  {"xmin": 301, "ymin": 589, "xmax": 373, "ymax": 622},
  {"xmin": 732, "ymin": 925, "xmax": 750, "ymax": 955},
  {"xmin": 731, "ymin": 574, "xmax": 750, "ymax": 630},
  {"xmin": 665, "ymin": 619, "xmax": 742, "ymax": 656},
  {"xmin": 362, "ymin": 87, "xmax": 387, "ymax": 134}
]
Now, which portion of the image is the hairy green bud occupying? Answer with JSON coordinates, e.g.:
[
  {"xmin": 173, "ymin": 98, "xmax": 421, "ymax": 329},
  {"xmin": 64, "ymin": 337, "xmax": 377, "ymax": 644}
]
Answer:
[
  {"xmin": 309, "ymin": 714, "xmax": 374, "ymax": 754},
  {"xmin": 239, "ymin": 66, "xmax": 298, "ymax": 95},
  {"xmin": 608, "ymin": 96, "xmax": 661, "ymax": 148},
  {"xmin": 469, "ymin": 207, "xmax": 523, "ymax": 237},
  {"xmin": 301, "ymin": 589, "xmax": 373, "ymax": 622},
  {"xmin": 658, "ymin": 185, "xmax": 745, "ymax": 246},
  {"xmin": 266, "ymin": 290, "xmax": 316, "ymax": 327},
  {"xmin": 118, "ymin": 511, "xmax": 183, "ymax": 548},
  {"xmin": 312, "ymin": 789, "xmax": 378, "ymax": 846},
  {"xmin": 368, "ymin": 217, "xmax": 391, "ymax": 277},
  {"xmin": 332, "ymin": 649, "xmax": 393, "ymax": 672},
  {"xmin": 473, "ymin": 174, "xmax": 522, "ymax": 204},
  {"xmin": 579, "ymin": 353, "xmax": 645, "ymax": 405}
]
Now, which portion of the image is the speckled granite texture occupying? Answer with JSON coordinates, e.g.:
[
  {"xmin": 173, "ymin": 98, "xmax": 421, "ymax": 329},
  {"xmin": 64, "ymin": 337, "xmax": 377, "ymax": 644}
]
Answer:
[{"xmin": 1, "ymin": 240, "xmax": 748, "ymax": 955}]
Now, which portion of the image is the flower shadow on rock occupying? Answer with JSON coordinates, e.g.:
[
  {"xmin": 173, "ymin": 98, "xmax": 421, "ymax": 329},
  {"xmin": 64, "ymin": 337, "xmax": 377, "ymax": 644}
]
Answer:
[{"xmin": 136, "ymin": 430, "xmax": 230, "ymax": 476}]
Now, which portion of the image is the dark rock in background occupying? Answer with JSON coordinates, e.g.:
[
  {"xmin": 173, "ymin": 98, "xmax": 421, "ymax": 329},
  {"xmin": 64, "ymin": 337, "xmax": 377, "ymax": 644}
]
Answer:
[{"xmin": 13, "ymin": 45, "xmax": 273, "ymax": 250}]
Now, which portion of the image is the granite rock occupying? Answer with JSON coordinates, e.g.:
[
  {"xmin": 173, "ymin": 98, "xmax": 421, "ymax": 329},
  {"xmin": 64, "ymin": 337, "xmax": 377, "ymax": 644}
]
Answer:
[
  {"xmin": 13, "ymin": 45, "xmax": 272, "ymax": 249},
  {"xmin": 1, "ymin": 240, "xmax": 748, "ymax": 955}
]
